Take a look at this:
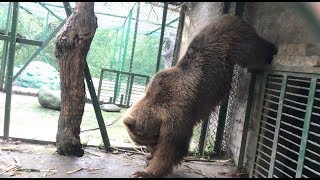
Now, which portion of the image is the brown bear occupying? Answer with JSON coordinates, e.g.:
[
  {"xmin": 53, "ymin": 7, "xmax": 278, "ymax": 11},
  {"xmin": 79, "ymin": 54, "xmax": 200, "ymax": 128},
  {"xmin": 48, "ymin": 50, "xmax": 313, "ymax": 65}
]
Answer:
[{"xmin": 122, "ymin": 14, "xmax": 277, "ymax": 178}]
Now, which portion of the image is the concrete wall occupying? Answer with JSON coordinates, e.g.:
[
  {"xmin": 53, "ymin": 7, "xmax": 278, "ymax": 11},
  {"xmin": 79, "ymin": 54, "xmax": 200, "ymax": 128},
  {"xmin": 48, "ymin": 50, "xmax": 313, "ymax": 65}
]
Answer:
[{"xmin": 179, "ymin": 2, "xmax": 223, "ymax": 59}]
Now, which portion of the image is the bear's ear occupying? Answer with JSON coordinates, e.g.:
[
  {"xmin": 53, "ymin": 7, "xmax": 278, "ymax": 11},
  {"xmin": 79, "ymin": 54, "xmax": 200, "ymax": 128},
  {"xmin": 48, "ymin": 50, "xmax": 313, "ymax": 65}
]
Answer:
[{"xmin": 123, "ymin": 115, "xmax": 135, "ymax": 130}]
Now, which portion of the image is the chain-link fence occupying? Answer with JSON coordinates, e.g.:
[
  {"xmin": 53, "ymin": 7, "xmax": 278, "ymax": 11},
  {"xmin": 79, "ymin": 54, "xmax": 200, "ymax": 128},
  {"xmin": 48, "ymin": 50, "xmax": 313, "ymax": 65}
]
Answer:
[
  {"xmin": 87, "ymin": 2, "xmax": 181, "ymax": 79},
  {"xmin": 0, "ymin": 2, "xmax": 181, "ymax": 95},
  {"xmin": 222, "ymin": 2, "xmax": 254, "ymax": 157},
  {"xmin": 0, "ymin": 2, "xmax": 65, "ymax": 90},
  {"xmin": 94, "ymin": 2, "xmax": 182, "ymax": 106},
  {"xmin": 188, "ymin": 2, "xmax": 255, "ymax": 158}
]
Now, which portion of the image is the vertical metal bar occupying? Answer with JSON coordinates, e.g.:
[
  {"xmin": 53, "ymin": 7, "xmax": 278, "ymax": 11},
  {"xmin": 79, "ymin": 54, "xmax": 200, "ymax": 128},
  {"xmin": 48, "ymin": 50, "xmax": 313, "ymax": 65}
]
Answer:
[
  {"xmin": 222, "ymin": 2, "xmax": 231, "ymax": 14},
  {"xmin": 146, "ymin": 77, "xmax": 149, "ymax": 86},
  {"xmin": 120, "ymin": 94, "xmax": 124, "ymax": 106},
  {"xmin": 249, "ymin": 73, "xmax": 268, "ymax": 177},
  {"xmin": 235, "ymin": 2, "xmax": 245, "ymax": 17},
  {"xmin": 128, "ymin": 2, "xmax": 140, "ymax": 72},
  {"xmin": 126, "ymin": 75, "xmax": 134, "ymax": 108},
  {"xmin": 97, "ymin": 69, "xmax": 104, "ymax": 100},
  {"xmin": 12, "ymin": 19, "xmax": 65, "ymax": 82},
  {"xmin": 172, "ymin": 4, "xmax": 186, "ymax": 66},
  {"xmin": 238, "ymin": 73, "xmax": 256, "ymax": 170},
  {"xmin": 155, "ymin": 2, "xmax": 168, "ymax": 73},
  {"xmin": 113, "ymin": 73, "xmax": 120, "ymax": 104},
  {"xmin": 121, "ymin": 10, "xmax": 132, "ymax": 72},
  {"xmin": 125, "ymin": 76, "xmax": 130, "ymax": 104},
  {"xmin": 84, "ymin": 63, "xmax": 111, "ymax": 150},
  {"xmin": 198, "ymin": 115, "xmax": 210, "ymax": 156},
  {"xmin": 214, "ymin": 97, "xmax": 229, "ymax": 156},
  {"xmin": 63, "ymin": 2, "xmax": 72, "ymax": 17},
  {"xmin": 268, "ymin": 75, "xmax": 288, "ymax": 177},
  {"xmin": 0, "ymin": 2, "xmax": 12, "ymax": 91},
  {"xmin": 121, "ymin": 9, "xmax": 133, "ymax": 104},
  {"xmin": 115, "ymin": 23, "xmax": 126, "ymax": 99},
  {"xmin": 212, "ymin": 1, "xmax": 232, "ymax": 156},
  {"xmin": 295, "ymin": 78, "xmax": 317, "ymax": 178},
  {"xmin": 3, "ymin": 2, "xmax": 19, "ymax": 139}
]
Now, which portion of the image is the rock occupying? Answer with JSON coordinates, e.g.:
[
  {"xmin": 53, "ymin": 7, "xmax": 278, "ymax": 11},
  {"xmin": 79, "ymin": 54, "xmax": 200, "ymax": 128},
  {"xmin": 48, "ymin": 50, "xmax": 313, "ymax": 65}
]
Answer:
[
  {"xmin": 14, "ymin": 61, "xmax": 60, "ymax": 90},
  {"xmin": 100, "ymin": 104, "xmax": 121, "ymax": 112},
  {"xmin": 38, "ymin": 86, "xmax": 61, "ymax": 111}
]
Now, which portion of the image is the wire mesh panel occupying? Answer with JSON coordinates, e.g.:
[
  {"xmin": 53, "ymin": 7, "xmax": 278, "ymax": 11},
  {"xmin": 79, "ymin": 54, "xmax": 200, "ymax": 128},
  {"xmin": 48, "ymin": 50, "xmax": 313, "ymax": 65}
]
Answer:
[
  {"xmin": 0, "ymin": 2, "xmax": 11, "ymax": 31},
  {"xmin": 14, "ymin": 2, "xmax": 64, "ymax": 69},
  {"xmin": 86, "ymin": 2, "xmax": 180, "ymax": 80},
  {"xmin": 250, "ymin": 70, "xmax": 320, "ymax": 178}
]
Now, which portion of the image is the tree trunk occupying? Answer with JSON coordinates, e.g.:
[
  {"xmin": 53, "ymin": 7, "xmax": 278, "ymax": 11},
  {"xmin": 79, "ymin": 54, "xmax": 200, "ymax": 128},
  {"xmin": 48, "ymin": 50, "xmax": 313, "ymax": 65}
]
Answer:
[{"xmin": 55, "ymin": 2, "xmax": 97, "ymax": 157}]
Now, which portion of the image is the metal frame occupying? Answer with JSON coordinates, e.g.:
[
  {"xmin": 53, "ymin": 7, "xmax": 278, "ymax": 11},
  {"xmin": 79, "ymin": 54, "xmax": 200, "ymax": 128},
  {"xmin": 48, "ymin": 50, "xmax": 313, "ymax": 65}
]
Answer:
[
  {"xmin": 97, "ymin": 68, "xmax": 150, "ymax": 108},
  {"xmin": 155, "ymin": 2, "xmax": 168, "ymax": 73},
  {"xmin": 1, "ymin": 2, "xmax": 68, "ymax": 139},
  {"xmin": 172, "ymin": 3, "xmax": 186, "ymax": 66},
  {"xmin": 249, "ymin": 65, "xmax": 320, "ymax": 177},
  {"xmin": 3, "ymin": 2, "xmax": 19, "ymax": 139}
]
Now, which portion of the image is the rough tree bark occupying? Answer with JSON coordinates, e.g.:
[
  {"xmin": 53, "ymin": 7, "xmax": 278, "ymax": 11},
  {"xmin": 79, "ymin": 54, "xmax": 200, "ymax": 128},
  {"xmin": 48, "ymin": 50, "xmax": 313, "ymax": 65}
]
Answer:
[{"xmin": 55, "ymin": 2, "xmax": 97, "ymax": 157}]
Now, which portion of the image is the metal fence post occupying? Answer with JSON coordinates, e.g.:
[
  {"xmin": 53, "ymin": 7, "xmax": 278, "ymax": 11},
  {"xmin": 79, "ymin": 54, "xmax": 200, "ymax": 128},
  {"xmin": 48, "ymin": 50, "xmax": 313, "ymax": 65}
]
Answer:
[
  {"xmin": 0, "ymin": 2, "xmax": 12, "ymax": 91},
  {"xmin": 155, "ymin": 2, "xmax": 168, "ymax": 73},
  {"xmin": 295, "ymin": 78, "xmax": 317, "ymax": 178},
  {"xmin": 3, "ymin": 2, "xmax": 19, "ymax": 139},
  {"xmin": 212, "ymin": 1, "xmax": 232, "ymax": 156},
  {"xmin": 237, "ymin": 73, "xmax": 257, "ymax": 170}
]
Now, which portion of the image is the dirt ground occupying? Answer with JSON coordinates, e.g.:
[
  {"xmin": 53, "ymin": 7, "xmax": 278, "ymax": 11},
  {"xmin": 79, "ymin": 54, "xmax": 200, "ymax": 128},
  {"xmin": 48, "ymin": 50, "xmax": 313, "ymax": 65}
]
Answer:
[
  {"xmin": 0, "ymin": 139, "xmax": 244, "ymax": 178},
  {"xmin": 0, "ymin": 88, "xmax": 245, "ymax": 178},
  {"xmin": 0, "ymin": 90, "xmax": 132, "ymax": 148}
]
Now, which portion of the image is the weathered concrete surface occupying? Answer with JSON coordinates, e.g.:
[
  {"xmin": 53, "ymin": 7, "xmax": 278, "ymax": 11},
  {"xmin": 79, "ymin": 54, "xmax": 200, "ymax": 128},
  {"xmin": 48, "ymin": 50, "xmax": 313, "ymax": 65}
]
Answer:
[
  {"xmin": 243, "ymin": 2, "xmax": 320, "ymax": 174},
  {"xmin": 179, "ymin": 2, "xmax": 223, "ymax": 60},
  {"xmin": 0, "ymin": 140, "xmax": 241, "ymax": 178}
]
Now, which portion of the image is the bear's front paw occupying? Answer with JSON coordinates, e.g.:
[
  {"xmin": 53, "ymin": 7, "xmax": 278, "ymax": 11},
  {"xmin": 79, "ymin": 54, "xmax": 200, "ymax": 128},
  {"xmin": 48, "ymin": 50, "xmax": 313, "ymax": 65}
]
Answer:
[
  {"xmin": 131, "ymin": 170, "xmax": 150, "ymax": 178},
  {"xmin": 131, "ymin": 170, "xmax": 161, "ymax": 178}
]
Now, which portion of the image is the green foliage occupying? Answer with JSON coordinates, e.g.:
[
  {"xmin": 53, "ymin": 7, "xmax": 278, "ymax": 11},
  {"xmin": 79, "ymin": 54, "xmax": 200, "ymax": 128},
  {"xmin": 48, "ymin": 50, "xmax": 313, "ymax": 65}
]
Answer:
[
  {"xmin": 87, "ymin": 27, "xmax": 163, "ymax": 79},
  {"xmin": 0, "ymin": 2, "xmax": 168, "ymax": 82}
]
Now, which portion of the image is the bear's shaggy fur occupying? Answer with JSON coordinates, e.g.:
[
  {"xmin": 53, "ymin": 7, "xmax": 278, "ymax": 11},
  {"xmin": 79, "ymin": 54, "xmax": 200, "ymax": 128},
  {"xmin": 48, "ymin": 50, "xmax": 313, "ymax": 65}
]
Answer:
[{"xmin": 122, "ymin": 15, "xmax": 277, "ymax": 178}]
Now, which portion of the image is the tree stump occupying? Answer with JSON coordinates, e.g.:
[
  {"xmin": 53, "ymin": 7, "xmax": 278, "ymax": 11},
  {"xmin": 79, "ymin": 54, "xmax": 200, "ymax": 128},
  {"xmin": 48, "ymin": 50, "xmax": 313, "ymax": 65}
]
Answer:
[{"xmin": 55, "ymin": 2, "xmax": 97, "ymax": 157}]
